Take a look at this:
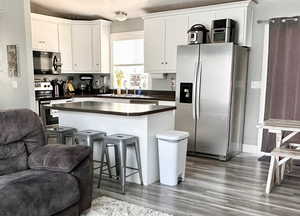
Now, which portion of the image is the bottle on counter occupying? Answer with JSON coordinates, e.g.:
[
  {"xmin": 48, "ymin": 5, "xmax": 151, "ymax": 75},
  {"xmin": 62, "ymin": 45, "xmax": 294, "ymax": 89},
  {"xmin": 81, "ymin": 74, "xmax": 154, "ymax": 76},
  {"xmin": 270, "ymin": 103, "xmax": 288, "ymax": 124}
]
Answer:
[{"xmin": 137, "ymin": 86, "xmax": 143, "ymax": 95}]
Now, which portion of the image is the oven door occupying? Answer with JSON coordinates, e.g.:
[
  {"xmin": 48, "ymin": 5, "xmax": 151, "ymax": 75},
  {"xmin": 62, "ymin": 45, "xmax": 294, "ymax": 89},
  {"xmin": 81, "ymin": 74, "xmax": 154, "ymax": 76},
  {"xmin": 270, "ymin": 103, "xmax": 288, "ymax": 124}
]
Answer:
[
  {"xmin": 33, "ymin": 51, "xmax": 62, "ymax": 75},
  {"xmin": 39, "ymin": 100, "xmax": 59, "ymax": 126}
]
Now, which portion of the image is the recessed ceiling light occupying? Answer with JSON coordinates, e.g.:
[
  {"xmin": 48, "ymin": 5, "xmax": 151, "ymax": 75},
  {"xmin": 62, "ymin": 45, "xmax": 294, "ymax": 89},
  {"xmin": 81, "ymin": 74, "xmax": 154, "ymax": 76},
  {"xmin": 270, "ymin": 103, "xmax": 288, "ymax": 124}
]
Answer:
[{"xmin": 115, "ymin": 11, "xmax": 128, "ymax": 22}]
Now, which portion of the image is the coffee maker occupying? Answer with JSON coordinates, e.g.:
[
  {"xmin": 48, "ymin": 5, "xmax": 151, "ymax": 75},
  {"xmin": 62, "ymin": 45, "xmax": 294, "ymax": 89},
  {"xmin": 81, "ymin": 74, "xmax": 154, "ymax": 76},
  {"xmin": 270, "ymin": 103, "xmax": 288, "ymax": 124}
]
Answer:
[
  {"xmin": 79, "ymin": 75, "xmax": 94, "ymax": 94},
  {"xmin": 51, "ymin": 79, "xmax": 65, "ymax": 98}
]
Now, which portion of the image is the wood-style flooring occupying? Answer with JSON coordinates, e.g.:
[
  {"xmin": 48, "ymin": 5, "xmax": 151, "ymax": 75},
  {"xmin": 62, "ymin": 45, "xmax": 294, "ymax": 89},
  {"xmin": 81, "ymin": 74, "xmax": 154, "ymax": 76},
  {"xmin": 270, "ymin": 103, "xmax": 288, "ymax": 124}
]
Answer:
[{"xmin": 93, "ymin": 153, "xmax": 300, "ymax": 216}]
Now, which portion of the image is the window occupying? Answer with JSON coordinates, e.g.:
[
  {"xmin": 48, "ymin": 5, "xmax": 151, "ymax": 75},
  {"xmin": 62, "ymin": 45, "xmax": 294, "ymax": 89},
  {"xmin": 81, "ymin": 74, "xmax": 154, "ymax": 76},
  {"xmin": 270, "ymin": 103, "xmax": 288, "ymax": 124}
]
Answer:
[{"xmin": 111, "ymin": 31, "xmax": 148, "ymax": 89}]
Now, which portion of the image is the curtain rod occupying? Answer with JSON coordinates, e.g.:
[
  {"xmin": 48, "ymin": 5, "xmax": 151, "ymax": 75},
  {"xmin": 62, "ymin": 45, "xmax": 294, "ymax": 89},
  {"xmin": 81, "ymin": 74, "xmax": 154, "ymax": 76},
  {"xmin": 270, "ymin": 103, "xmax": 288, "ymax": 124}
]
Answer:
[
  {"xmin": 257, "ymin": 17, "xmax": 299, "ymax": 24},
  {"xmin": 257, "ymin": 20, "xmax": 270, "ymax": 24}
]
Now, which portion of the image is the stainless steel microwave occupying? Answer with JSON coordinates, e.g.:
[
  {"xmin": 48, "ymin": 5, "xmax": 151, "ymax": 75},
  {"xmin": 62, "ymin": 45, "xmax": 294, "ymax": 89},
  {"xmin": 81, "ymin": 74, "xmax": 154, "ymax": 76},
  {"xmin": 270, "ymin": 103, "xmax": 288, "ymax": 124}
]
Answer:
[{"xmin": 33, "ymin": 51, "xmax": 62, "ymax": 75}]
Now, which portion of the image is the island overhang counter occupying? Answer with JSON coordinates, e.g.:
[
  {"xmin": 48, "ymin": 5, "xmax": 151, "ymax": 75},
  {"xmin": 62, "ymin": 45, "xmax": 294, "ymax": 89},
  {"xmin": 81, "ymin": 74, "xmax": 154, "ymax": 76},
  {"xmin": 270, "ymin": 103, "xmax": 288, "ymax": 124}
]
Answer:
[{"xmin": 49, "ymin": 101, "xmax": 176, "ymax": 185}]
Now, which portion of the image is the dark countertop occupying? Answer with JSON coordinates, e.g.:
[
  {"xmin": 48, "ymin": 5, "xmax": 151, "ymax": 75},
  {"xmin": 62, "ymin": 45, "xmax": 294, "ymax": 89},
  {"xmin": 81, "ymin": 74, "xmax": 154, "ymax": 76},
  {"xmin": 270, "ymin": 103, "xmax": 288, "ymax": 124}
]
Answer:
[
  {"xmin": 94, "ymin": 94, "xmax": 174, "ymax": 101},
  {"xmin": 38, "ymin": 93, "xmax": 175, "ymax": 102},
  {"xmin": 49, "ymin": 101, "xmax": 176, "ymax": 116}
]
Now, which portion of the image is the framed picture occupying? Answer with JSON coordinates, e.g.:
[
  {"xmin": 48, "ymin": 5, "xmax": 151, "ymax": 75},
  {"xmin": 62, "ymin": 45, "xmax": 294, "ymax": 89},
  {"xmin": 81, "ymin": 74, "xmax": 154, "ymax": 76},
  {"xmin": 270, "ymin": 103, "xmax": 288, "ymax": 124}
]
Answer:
[{"xmin": 7, "ymin": 45, "xmax": 19, "ymax": 77}]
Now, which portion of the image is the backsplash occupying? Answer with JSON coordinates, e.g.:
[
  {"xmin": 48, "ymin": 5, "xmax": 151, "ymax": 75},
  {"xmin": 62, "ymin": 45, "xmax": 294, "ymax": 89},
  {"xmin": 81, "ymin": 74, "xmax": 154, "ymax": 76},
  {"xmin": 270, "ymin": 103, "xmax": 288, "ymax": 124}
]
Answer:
[
  {"xmin": 151, "ymin": 74, "xmax": 176, "ymax": 91},
  {"xmin": 35, "ymin": 73, "xmax": 176, "ymax": 91},
  {"xmin": 34, "ymin": 74, "xmax": 111, "ymax": 90}
]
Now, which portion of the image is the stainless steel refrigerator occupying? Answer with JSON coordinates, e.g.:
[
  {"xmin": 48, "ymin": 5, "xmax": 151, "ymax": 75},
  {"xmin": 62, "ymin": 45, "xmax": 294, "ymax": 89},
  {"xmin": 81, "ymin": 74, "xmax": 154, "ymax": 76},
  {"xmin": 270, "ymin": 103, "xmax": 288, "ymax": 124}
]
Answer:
[{"xmin": 175, "ymin": 43, "xmax": 249, "ymax": 161}]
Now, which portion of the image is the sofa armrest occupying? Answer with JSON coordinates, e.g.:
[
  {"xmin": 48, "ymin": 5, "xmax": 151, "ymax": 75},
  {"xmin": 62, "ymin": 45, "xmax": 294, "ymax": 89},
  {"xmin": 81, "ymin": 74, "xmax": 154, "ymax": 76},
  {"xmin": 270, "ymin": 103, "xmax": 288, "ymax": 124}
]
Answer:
[
  {"xmin": 28, "ymin": 144, "xmax": 92, "ymax": 173},
  {"xmin": 71, "ymin": 152, "xmax": 93, "ymax": 212}
]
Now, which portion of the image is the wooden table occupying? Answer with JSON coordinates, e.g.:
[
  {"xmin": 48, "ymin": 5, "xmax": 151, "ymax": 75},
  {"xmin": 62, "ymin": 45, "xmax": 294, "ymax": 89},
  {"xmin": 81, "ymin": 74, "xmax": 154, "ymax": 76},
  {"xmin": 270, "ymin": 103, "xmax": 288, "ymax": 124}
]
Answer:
[{"xmin": 258, "ymin": 119, "xmax": 300, "ymax": 193}]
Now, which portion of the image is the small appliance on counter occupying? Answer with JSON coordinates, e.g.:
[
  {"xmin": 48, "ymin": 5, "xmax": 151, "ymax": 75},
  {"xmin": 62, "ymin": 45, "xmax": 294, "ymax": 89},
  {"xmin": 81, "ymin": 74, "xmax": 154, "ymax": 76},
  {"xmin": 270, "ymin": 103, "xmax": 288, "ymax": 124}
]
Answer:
[
  {"xmin": 79, "ymin": 74, "xmax": 94, "ymax": 94},
  {"xmin": 211, "ymin": 19, "xmax": 237, "ymax": 43},
  {"xmin": 187, "ymin": 24, "xmax": 209, "ymax": 44},
  {"xmin": 93, "ymin": 78, "xmax": 109, "ymax": 94},
  {"xmin": 33, "ymin": 51, "xmax": 62, "ymax": 75},
  {"xmin": 51, "ymin": 79, "xmax": 65, "ymax": 98}
]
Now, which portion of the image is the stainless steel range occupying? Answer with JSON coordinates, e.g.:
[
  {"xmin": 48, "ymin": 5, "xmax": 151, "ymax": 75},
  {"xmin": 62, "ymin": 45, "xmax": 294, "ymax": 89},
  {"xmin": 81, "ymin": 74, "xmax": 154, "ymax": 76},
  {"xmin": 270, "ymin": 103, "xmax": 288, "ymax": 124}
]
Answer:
[
  {"xmin": 34, "ymin": 81, "xmax": 53, "ymax": 100},
  {"xmin": 34, "ymin": 81, "xmax": 59, "ymax": 126}
]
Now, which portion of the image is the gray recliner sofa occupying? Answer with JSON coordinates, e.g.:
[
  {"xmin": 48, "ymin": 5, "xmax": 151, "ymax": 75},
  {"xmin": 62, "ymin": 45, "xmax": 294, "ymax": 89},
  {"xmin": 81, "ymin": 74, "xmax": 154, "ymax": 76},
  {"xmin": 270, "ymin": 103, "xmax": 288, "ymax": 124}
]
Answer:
[{"xmin": 0, "ymin": 109, "xmax": 93, "ymax": 216}]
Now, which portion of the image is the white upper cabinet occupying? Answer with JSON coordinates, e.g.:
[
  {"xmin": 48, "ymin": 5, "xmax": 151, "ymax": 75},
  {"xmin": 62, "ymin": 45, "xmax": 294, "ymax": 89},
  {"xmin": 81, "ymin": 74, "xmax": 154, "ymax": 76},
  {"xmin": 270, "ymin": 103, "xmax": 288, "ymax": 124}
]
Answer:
[
  {"xmin": 71, "ymin": 24, "xmax": 93, "ymax": 72},
  {"xmin": 144, "ymin": 19, "xmax": 165, "ymax": 73},
  {"xmin": 31, "ymin": 14, "xmax": 111, "ymax": 74},
  {"xmin": 58, "ymin": 23, "xmax": 73, "ymax": 72},
  {"xmin": 92, "ymin": 21, "xmax": 111, "ymax": 74},
  {"xmin": 144, "ymin": 1, "xmax": 254, "ymax": 74},
  {"xmin": 92, "ymin": 24, "xmax": 101, "ymax": 72},
  {"xmin": 144, "ymin": 15, "xmax": 188, "ymax": 74},
  {"xmin": 99, "ymin": 22, "xmax": 111, "ymax": 74},
  {"xmin": 165, "ymin": 15, "xmax": 189, "ymax": 72},
  {"xmin": 31, "ymin": 19, "xmax": 59, "ymax": 52}
]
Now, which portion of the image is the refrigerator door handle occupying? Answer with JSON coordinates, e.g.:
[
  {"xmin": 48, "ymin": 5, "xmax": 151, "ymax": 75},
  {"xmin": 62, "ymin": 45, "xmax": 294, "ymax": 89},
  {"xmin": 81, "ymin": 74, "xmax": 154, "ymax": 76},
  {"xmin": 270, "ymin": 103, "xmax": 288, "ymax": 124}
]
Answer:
[
  {"xmin": 192, "ymin": 61, "xmax": 198, "ymax": 120},
  {"xmin": 196, "ymin": 61, "xmax": 202, "ymax": 120}
]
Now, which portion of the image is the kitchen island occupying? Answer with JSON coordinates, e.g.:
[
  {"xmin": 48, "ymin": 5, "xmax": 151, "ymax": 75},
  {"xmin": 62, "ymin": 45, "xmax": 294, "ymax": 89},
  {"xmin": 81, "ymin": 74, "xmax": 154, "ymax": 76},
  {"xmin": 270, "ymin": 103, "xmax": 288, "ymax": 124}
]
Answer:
[{"xmin": 49, "ymin": 101, "xmax": 176, "ymax": 185}]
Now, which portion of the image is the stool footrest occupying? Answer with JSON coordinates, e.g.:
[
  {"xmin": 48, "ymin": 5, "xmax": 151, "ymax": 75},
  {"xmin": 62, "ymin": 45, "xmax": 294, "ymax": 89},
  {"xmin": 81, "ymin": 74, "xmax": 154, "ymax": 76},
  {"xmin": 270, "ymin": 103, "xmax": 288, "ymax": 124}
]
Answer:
[
  {"xmin": 126, "ymin": 166, "xmax": 139, "ymax": 171},
  {"xmin": 126, "ymin": 171, "xmax": 139, "ymax": 178}
]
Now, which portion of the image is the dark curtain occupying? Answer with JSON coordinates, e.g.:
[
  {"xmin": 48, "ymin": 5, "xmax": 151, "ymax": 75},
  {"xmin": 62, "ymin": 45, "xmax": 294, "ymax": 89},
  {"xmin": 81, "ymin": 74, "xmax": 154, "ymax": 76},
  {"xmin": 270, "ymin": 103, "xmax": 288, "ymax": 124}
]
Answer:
[{"xmin": 262, "ymin": 17, "xmax": 300, "ymax": 152}]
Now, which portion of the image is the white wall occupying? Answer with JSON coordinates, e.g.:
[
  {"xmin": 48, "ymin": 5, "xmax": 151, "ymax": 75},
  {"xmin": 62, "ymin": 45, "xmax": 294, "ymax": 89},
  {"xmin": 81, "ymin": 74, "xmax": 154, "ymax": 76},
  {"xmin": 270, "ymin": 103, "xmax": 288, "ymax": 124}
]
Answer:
[
  {"xmin": 0, "ymin": 0, "xmax": 34, "ymax": 110},
  {"xmin": 243, "ymin": 0, "xmax": 300, "ymax": 148}
]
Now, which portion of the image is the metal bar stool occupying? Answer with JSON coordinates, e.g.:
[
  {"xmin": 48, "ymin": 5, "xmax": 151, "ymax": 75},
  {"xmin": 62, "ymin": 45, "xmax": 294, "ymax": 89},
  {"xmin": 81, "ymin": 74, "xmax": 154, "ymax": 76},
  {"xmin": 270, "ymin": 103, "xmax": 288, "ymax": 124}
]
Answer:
[
  {"xmin": 97, "ymin": 134, "xmax": 143, "ymax": 194},
  {"xmin": 74, "ymin": 130, "xmax": 112, "ymax": 178},
  {"xmin": 46, "ymin": 126, "xmax": 77, "ymax": 145}
]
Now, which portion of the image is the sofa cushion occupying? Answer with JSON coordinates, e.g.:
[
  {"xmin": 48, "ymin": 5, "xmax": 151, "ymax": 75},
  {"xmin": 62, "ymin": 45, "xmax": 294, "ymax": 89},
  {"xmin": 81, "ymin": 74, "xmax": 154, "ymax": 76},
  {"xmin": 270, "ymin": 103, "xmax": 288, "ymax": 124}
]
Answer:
[
  {"xmin": 0, "ymin": 170, "xmax": 80, "ymax": 216},
  {"xmin": 0, "ymin": 141, "xmax": 28, "ymax": 176},
  {"xmin": 29, "ymin": 144, "xmax": 91, "ymax": 173},
  {"xmin": 0, "ymin": 109, "xmax": 46, "ymax": 176}
]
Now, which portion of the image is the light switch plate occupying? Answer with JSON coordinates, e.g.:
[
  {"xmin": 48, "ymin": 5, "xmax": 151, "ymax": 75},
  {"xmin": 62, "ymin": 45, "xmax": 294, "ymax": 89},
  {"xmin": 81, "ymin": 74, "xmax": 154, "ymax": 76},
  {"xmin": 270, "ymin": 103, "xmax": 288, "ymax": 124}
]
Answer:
[
  {"xmin": 251, "ymin": 81, "xmax": 261, "ymax": 89},
  {"xmin": 12, "ymin": 80, "xmax": 18, "ymax": 88}
]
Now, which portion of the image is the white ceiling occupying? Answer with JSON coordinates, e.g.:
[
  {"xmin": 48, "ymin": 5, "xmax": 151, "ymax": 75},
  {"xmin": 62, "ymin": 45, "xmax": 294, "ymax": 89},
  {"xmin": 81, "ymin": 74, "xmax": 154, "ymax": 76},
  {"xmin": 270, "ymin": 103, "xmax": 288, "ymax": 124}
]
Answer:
[{"xmin": 30, "ymin": 0, "xmax": 246, "ymax": 20}]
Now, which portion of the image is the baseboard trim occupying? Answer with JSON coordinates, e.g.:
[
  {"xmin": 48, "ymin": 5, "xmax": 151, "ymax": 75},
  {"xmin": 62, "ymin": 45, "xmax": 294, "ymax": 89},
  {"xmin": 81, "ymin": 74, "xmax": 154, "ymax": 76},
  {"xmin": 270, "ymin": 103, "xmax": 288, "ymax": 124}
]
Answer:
[{"xmin": 242, "ymin": 144, "xmax": 259, "ymax": 154}]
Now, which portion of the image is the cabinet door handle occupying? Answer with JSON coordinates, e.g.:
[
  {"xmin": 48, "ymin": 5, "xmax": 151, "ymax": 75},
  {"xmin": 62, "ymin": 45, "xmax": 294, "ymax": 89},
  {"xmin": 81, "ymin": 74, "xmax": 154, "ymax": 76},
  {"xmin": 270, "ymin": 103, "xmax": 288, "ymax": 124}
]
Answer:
[
  {"xmin": 161, "ymin": 62, "xmax": 164, "ymax": 64},
  {"xmin": 165, "ymin": 62, "xmax": 168, "ymax": 64}
]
